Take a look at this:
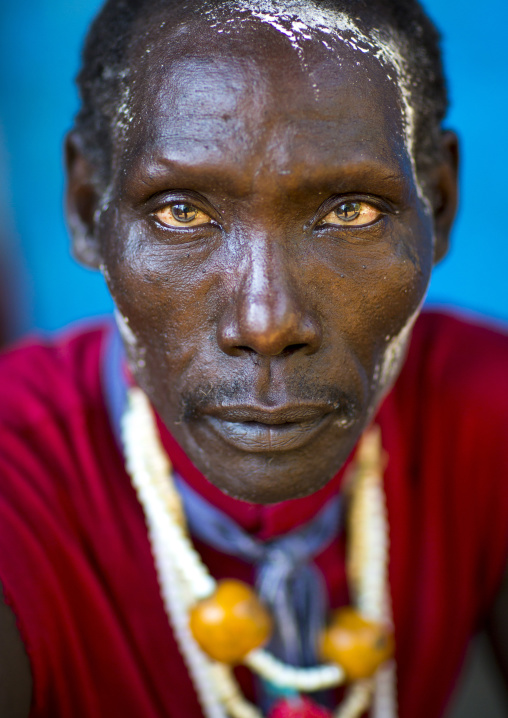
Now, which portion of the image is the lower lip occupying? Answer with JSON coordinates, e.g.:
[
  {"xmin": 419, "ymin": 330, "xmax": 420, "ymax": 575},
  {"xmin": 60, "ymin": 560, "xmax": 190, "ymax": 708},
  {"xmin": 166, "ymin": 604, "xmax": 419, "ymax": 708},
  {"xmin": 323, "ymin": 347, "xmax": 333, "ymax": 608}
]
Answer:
[{"xmin": 204, "ymin": 414, "xmax": 333, "ymax": 453}]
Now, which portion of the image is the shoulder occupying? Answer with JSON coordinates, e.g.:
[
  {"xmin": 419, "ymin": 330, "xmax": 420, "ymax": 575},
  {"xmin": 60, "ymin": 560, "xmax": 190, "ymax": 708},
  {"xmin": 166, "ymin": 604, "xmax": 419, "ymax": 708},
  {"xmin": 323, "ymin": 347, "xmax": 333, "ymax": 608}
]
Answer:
[
  {"xmin": 0, "ymin": 318, "xmax": 120, "ymax": 526},
  {"xmin": 0, "ymin": 320, "xmax": 110, "ymax": 433},
  {"xmin": 399, "ymin": 309, "xmax": 508, "ymax": 419},
  {"xmin": 394, "ymin": 309, "xmax": 508, "ymax": 580},
  {"xmin": 408, "ymin": 308, "xmax": 508, "ymax": 377},
  {"xmin": 389, "ymin": 309, "xmax": 508, "ymax": 535},
  {"xmin": 0, "ymin": 321, "xmax": 112, "ymax": 718},
  {"xmin": 0, "ymin": 319, "xmax": 118, "ymax": 551},
  {"xmin": 0, "ymin": 318, "xmax": 118, "ymax": 533}
]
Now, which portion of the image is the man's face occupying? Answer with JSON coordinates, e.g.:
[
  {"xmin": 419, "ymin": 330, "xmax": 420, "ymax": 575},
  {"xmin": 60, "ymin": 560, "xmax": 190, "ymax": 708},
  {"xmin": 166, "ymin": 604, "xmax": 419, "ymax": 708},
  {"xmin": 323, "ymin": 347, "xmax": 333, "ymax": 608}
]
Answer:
[{"xmin": 83, "ymin": 13, "xmax": 438, "ymax": 503}]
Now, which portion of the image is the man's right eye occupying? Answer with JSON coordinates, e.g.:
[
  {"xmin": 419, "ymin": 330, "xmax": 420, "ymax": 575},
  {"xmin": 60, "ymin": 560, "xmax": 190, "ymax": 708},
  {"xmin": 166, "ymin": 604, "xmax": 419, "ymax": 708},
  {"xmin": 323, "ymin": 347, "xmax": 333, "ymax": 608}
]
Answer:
[{"xmin": 154, "ymin": 203, "xmax": 212, "ymax": 228}]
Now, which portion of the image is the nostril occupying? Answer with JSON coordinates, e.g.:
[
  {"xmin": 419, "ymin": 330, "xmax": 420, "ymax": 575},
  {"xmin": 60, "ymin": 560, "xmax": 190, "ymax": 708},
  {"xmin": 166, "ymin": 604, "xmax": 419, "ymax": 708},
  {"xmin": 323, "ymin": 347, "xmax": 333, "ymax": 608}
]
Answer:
[
  {"xmin": 235, "ymin": 343, "xmax": 308, "ymax": 357},
  {"xmin": 279, "ymin": 343, "xmax": 308, "ymax": 357}
]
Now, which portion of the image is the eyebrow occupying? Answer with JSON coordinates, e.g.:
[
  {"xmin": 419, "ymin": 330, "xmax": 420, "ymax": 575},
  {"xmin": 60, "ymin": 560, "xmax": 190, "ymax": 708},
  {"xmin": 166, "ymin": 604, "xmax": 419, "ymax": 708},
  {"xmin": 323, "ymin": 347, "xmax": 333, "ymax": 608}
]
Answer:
[{"xmin": 125, "ymin": 149, "xmax": 412, "ymax": 206}]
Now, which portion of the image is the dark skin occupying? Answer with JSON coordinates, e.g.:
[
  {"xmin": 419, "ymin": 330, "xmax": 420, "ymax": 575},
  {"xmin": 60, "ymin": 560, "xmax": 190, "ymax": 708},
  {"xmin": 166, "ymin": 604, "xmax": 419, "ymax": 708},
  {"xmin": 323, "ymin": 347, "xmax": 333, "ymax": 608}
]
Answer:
[
  {"xmin": 71, "ymin": 17, "xmax": 452, "ymax": 505},
  {"xmin": 1, "ymin": 8, "xmax": 507, "ymax": 715}
]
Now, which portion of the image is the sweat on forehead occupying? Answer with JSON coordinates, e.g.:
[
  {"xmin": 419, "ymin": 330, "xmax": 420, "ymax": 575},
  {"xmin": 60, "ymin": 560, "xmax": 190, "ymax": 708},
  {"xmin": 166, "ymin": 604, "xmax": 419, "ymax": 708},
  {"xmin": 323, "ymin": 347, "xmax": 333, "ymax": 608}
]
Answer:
[
  {"xmin": 123, "ymin": 22, "xmax": 409, "ymax": 189},
  {"xmin": 75, "ymin": 0, "xmax": 447, "ymax": 191},
  {"xmin": 132, "ymin": 2, "xmax": 413, "ymax": 135}
]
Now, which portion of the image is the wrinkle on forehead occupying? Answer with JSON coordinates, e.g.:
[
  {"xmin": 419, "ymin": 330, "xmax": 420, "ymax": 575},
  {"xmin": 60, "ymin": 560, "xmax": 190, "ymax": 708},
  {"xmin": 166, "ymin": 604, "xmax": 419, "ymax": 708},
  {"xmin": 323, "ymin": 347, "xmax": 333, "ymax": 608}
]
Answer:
[
  {"xmin": 124, "ymin": 55, "xmax": 270, "ymax": 188},
  {"xmin": 149, "ymin": 55, "xmax": 267, "ymax": 136},
  {"xmin": 125, "ymin": 32, "xmax": 410, "ymax": 187},
  {"xmin": 200, "ymin": 0, "xmax": 427, "ymax": 204}
]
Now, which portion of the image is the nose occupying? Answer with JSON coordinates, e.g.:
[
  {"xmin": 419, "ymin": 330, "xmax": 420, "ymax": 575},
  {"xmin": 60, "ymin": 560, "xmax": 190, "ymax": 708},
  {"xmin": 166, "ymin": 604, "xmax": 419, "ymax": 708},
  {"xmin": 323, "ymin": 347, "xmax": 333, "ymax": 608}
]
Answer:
[{"xmin": 217, "ymin": 240, "xmax": 322, "ymax": 357}]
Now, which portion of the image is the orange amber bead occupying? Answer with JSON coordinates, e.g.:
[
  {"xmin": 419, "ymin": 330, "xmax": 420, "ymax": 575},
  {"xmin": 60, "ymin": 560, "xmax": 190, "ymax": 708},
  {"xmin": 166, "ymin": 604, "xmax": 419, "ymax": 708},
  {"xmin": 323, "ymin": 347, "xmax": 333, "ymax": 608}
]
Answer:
[
  {"xmin": 189, "ymin": 579, "xmax": 273, "ymax": 663},
  {"xmin": 319, "ymin": 607, "xmax": 394, "ymax": 681}
]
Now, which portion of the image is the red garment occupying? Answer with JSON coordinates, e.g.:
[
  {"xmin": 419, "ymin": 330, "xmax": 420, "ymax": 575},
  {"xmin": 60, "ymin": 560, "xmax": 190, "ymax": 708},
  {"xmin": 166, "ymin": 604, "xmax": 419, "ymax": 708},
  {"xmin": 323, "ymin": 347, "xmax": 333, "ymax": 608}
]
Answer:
[{"xmin": 0, "ymin": 311, "xmax": 507, "ymax": 718}]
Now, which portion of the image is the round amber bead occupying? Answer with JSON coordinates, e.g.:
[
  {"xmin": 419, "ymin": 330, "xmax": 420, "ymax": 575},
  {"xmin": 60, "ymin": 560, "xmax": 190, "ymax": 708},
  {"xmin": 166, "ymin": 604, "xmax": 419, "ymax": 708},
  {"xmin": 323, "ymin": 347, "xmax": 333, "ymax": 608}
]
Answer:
[
  {"xmin": 189, "ymin": 579, "xmax": 273, "ymax": 663},
  {"xmin": 319, "ymin": 607, "xmax": 394, "ymax": 681}
]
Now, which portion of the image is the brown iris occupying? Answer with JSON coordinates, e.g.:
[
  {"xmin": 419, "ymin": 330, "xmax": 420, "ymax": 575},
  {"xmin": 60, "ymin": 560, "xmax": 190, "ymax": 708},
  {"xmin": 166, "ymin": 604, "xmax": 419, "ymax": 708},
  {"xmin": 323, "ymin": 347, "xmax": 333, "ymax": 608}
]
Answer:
[
  {"xmin": 335, "ymin": 201, "xmax": 361, "ymax": 222},
  {"xmin": 320, "ymin": 200, "xmax": 381, "ymax": 227},
  {"xmin": 155, "ymin": 202, "xmax": 212, "ymax": 228},
  {"xmin": 171, "ymin": 203, "xmax": 198, "ymax": 223}
]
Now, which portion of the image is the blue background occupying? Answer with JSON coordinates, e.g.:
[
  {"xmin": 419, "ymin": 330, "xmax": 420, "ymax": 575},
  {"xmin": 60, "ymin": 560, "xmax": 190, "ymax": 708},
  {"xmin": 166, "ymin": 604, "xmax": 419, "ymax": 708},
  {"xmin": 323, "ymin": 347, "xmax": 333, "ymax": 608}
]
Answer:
[{"xmin": 0, "ymin": 0, "xmax": 506, "ymax": 338}]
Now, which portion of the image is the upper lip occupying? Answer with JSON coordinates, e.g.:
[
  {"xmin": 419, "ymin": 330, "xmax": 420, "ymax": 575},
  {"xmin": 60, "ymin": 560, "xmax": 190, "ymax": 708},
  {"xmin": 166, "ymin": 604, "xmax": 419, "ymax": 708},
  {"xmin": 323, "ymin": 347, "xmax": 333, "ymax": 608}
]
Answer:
[{"xmin": 202, "ymin": 404, "xmax": 332, "ymax": 425}]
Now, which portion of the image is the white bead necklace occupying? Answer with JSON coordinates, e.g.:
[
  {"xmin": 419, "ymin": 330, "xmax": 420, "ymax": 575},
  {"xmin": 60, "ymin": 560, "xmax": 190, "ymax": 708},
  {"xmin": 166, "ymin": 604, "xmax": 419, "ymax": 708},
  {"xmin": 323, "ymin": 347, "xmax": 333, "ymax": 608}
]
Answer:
[{"xmin": 121, "ymin": 386, "xmax": 397, "ymax": 718}]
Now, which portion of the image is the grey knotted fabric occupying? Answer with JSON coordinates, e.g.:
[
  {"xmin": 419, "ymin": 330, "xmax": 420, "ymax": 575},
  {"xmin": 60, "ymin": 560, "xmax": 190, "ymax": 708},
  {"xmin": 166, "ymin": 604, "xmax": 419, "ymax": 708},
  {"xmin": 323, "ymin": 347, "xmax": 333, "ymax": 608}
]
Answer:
[{"xmin": 175, "ymin": 477, "xmax": 342, "ymax": 668}]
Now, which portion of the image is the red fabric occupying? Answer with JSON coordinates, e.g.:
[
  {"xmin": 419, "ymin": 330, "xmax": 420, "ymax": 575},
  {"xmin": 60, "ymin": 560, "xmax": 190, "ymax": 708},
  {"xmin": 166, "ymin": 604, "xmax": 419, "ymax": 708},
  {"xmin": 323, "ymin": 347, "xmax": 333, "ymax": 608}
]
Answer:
[{"xmin": 0, "ymin": 311, "xmax": 507, "ymax": 718}]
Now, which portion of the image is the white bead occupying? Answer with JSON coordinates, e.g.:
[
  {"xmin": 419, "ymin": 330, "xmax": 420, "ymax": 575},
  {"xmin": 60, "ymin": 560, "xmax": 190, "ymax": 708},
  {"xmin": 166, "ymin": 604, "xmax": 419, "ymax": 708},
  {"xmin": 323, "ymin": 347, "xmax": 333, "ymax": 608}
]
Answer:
[
  {"xmin": 245, "ymin": 650, "xmax": 344, "ymax": 691},
  {"xmin": 373, "ymin": 662, "xmax": 397, "ymax": 718},
  {"xmin": 334, "ymin": 680, "xmax": 373, "ymax": 718},
  {"xmin": 209, "ymin": 664, "xmax": 263, "ymax": 718}
]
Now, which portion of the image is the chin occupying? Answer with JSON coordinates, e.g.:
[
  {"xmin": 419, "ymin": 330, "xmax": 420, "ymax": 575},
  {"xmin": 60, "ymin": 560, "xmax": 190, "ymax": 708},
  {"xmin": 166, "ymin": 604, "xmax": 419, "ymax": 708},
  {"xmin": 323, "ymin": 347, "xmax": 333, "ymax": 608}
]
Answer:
[
  {"xmin": 180, "ymin": 421, "xmax": 363, "ymax": 504},
  {"xmin": 206, "ymin": 464, "xmax": 334, "ymax": 504}
]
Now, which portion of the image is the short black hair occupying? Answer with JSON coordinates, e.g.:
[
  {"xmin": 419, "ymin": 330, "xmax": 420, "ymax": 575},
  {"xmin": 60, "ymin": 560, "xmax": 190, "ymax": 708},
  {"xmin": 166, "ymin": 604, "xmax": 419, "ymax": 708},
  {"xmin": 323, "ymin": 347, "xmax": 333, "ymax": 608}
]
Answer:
[{"xmin": 74, "ymin": 0, "xmax": 448, "ymax": 193}]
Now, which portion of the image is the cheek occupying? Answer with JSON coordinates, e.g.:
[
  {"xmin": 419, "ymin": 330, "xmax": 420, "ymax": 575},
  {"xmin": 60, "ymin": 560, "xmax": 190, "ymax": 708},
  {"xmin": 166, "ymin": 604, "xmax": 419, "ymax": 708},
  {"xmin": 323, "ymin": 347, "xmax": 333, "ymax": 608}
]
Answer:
[
  {"xmin": 314, "ymin": 217, "xmax": 433, "ymax": 374},
  {"xmin": 101, "ymin": 223, "xmax": 220, "ymax": 387}
]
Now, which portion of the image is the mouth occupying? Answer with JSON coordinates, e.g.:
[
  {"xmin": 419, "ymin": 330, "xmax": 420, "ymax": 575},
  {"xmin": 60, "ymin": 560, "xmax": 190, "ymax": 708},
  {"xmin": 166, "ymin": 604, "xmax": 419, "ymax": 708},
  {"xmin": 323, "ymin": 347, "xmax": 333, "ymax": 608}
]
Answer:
[{"xmin": 201, "ymin": 404, "xmax": 343, "ymax": 453}]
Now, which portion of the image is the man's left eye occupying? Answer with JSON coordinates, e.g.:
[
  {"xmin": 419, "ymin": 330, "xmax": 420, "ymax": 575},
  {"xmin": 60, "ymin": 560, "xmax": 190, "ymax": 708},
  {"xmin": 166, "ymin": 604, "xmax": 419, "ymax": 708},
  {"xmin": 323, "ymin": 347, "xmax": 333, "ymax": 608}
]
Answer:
[
  {"xmin": 154, "ymin": 202, "xmax": 212, "ymax": 228},
  {"xmin": 319, "ymin": 201, "xmax": 381, "ymax": 227}
]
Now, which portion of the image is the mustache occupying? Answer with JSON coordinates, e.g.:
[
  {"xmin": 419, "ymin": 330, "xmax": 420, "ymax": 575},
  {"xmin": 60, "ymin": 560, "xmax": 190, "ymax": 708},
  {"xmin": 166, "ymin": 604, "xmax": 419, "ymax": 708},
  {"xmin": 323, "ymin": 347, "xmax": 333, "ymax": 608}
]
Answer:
[{"xmin": 180, "ymin": 378, "xmax": 359, "ymax": 422}]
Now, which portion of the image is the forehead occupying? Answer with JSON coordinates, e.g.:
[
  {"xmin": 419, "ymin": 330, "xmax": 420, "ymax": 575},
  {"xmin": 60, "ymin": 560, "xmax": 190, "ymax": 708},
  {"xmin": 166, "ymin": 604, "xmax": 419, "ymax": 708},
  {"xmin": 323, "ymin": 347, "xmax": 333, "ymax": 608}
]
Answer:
[{"xmin": 120, "ymin": 9, "xmax": 414, "ymax": 195}]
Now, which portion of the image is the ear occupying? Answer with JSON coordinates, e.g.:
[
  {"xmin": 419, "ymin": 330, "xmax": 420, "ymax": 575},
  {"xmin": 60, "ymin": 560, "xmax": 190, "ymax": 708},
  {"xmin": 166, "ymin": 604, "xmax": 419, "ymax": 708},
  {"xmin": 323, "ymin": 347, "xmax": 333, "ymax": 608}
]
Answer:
[
  {"xmin": 65, "ymin": 131, "xmax": 102, "ymax": 269},
  {"xmin": 429, "ymin": 130, "xmax": 459, "ymax": 265}
]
